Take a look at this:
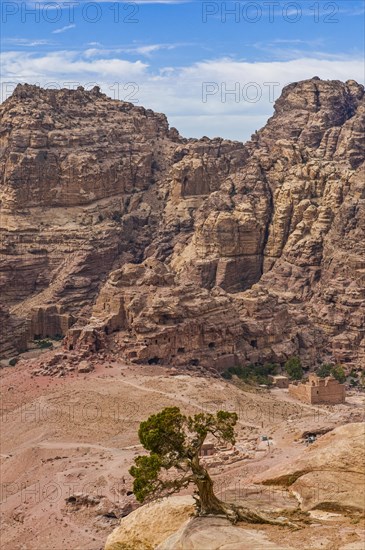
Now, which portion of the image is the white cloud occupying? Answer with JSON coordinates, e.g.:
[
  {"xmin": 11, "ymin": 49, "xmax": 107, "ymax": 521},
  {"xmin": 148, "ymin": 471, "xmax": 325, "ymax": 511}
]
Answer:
[
  {"xmin": 52, "ymin": 24, "xmax": 76, "ymax": 34},
  {"xmin": 2, "ymin": 38, "xmax": 52, "ymax": 47},
  {"xmin": 1, "ymin": 50, "xmax": 364, "ymax": 141},
  {"xmin": 1, "ymin": 50, "xmax": 148, "ymax": 79},
  {"xmin": 83, "ymin": 43, "xmax": 187, "ymax": 58},
  {"xmin": 133, "ymin": 44, "xmax": 178, "ymax": 56}
]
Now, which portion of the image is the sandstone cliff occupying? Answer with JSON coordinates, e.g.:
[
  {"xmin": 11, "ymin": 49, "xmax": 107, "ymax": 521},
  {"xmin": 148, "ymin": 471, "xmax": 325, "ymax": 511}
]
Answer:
[{"xmin": 1, "ymin": 78, "xmax": 364, "ymax": 368}]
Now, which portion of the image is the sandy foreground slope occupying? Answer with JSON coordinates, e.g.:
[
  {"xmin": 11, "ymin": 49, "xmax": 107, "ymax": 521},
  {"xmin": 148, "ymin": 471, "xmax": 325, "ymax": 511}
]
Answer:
[{"xmin": 1, "ymin": 357, "xmax": 364, "ymax": 550}]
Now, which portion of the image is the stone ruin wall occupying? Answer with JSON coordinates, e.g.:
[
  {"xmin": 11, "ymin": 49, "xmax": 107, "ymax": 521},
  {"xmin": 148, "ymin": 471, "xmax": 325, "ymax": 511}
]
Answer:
[
  {"xmin": 289, "ymin": 378, "xmax": 345, "ymax": 404},
  {"xmin": 311, "ymin": 379, "xmax": 346, "ymax": 404},
  {"xmin": 289, "ymin": 383, "xmax": 313, "ymax": 403}
]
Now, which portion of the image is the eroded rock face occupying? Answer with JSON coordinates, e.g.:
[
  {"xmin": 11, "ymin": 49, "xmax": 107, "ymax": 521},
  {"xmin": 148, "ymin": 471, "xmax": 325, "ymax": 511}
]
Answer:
[
  {"xmin": 1, "ymin": 79, "xmax": 364, "ymax": 368},
  {"xmin": 255, "ymin": 422, "xmax": 365, "ymax": 513}
]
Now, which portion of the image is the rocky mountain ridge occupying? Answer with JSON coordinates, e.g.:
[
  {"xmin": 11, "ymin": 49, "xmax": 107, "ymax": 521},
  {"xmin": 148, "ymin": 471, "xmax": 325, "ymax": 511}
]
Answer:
[{"xmin": 0, "ymin": 78, "xmax": 364, "ymax": 368}]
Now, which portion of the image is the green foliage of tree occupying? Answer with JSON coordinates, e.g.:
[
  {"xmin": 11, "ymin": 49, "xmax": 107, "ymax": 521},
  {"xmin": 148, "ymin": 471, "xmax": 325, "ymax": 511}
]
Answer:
[
  {"xmin": 316, "ymin": 363, "xmax": 333, "ymax": 378},
  {"xmin": 331, "ymin": 365, "xmax": 346, "ymax": 384},
  {"xmin": 284, "ymin": 357, "xmax": 303, "ymax": 380},
  {"xmin": 52, "ymin": 334, "xmax": 64, "ymax": 341},
  {"xmin": 36, "ymin": 339, "xmax": 53, "ymax": 349},
  {"xmin": 129, "ymin": 407, "xmax": 295, "ymax": 526},
  {"xmin": 316, "ymin": 363, "xmax": 346, "ymax": 383},
  {"xmin": 130, "ymin": 407, "xmax": 237, "ymax": 512},
  {"xmin": 222, "ymin": 363, "xmax": 278, "ymax": 385}
]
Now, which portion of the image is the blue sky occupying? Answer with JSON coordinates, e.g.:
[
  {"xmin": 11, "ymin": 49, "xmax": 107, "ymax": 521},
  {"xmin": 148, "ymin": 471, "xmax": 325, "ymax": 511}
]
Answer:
[{"xmin": 1, "ymin": 1, "xmax": 364, "ymax": 140}]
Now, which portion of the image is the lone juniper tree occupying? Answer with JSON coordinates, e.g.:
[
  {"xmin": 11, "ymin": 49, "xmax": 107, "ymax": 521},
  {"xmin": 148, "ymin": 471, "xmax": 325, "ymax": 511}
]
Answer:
[{"xmin": 129, "ymin": 407, "xmax": 292, "ymax": 525}]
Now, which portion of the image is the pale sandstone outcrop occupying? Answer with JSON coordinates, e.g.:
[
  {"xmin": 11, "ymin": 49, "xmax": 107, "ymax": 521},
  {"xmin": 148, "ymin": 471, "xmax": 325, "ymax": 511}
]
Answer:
[
  {"xmin": 255, "ymin": 422, "xmax": 365, "ymax": 512},
  {"xmin": 157, "ymin": 516, "xmax": 295, "ymax": 550},
  {"xmin": 1, "ymin": 79, "xmax": 364, "ymax": 368},
  {"xmin": 104, "ymin": 495, "xmax": 194, "ymax": 550},
  {"xmin": 104, "ymin": 496, "xmax": 296, "ymax": 550}
]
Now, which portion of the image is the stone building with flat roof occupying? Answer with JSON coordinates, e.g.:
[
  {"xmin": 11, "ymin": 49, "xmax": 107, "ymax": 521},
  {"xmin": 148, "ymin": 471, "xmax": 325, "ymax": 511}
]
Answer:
[
  {"xmin": 200, "ymin": 443, "xmax": 216, "ymax": 457},
  {"xmin": 289, "ymin": 374, "xmax": 345, "ymax": 404}
]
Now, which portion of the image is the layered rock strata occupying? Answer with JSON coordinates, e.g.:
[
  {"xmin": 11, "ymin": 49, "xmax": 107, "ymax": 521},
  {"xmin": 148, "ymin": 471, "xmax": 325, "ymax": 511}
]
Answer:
[{"xmin": 1, "ymin": 79, "xmax": 364, "ymax": 368}]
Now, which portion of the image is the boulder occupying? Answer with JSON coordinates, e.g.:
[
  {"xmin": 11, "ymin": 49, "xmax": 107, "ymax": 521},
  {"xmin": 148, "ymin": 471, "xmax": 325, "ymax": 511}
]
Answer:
[
  {"xmin": 104, "ymin": 496, "xmax": 194, "ymax": 550},
  {"xmin": 77, "ymin": 361, "xmax": 94, "ymax": 373}
]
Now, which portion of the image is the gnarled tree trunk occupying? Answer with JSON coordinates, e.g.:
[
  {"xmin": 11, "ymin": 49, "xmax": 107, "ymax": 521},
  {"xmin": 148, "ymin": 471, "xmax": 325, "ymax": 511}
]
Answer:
[
  {"xmin": 193, "ymin": 463, "xmax": 224, "ymax": 515},
  {"xmin": 191, "ymin": 455, "xmax": 297, "ymax": 528}
]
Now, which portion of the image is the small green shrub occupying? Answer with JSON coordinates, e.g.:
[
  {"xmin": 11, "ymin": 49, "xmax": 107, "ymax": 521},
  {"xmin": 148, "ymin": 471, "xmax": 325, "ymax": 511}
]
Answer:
[
  {"xmin": 316, "ymin": 363, "xmax": 346, "ymax": 383},
  {"xmin": 284, "ymin": 357, "xmax": 303, "ymax": 380},
  {"xmin": 316, "ymin": 363, "xmax": 333, "ymax": 378},
  {"xmin": 331, "ymin": 365, "xmax": 346, "ymax": 384},
  {"xmin": 36, "ymin": 339, "xmax": 53, "ymax": 349},
  {"xmin": 221, "ymin": 363, "xmax": 278, "ymax": 385}
]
